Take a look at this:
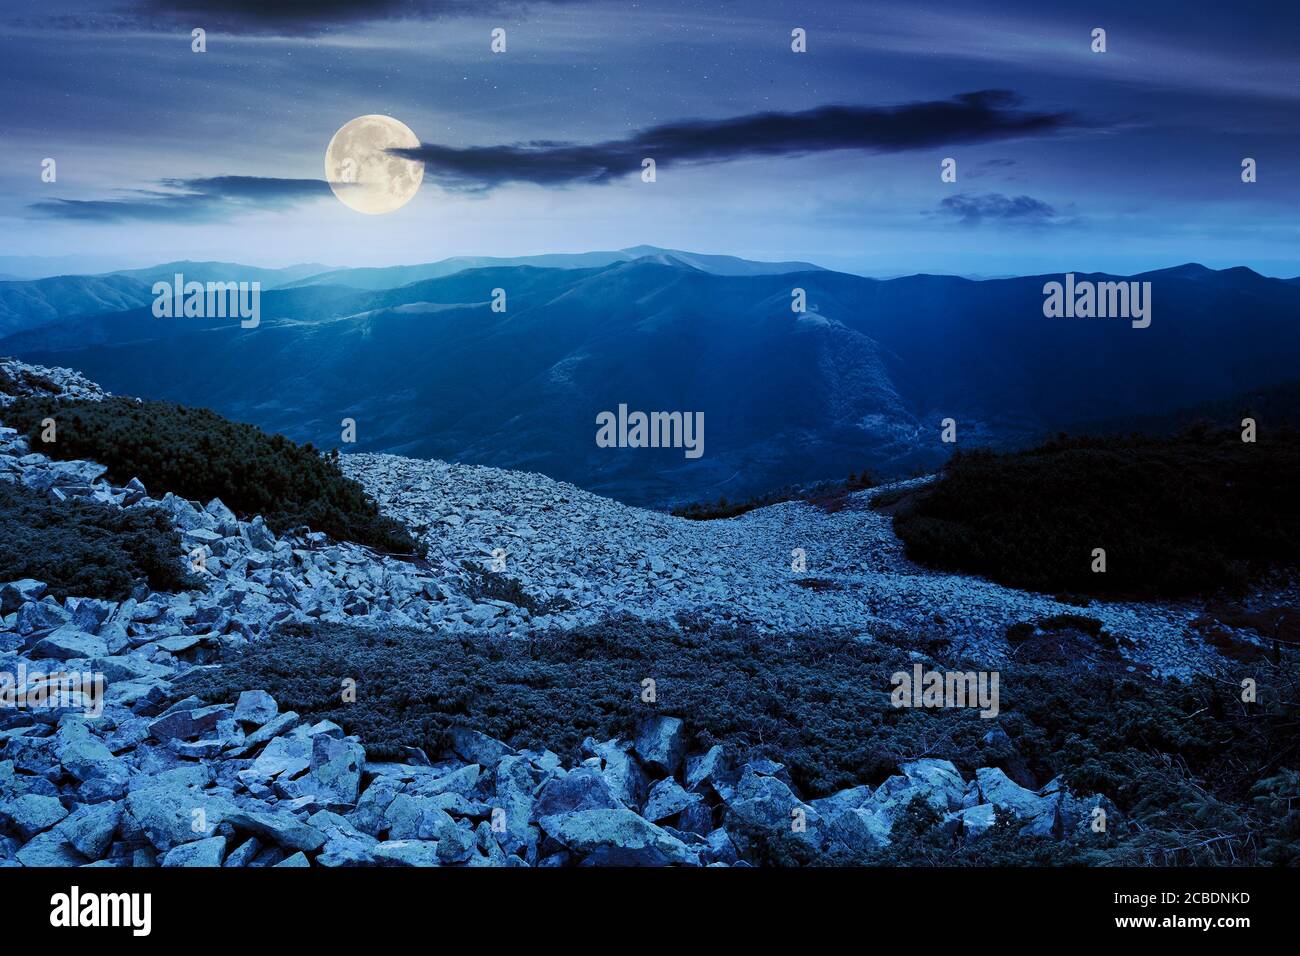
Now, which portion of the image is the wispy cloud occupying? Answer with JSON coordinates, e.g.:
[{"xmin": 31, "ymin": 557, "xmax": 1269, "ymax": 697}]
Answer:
[
  {"xmin": 29, "ymin": 176, "xmax": 331, "ymax": 223},
  {"xmin": 931, "ymin": 191, "xmax": 1073, "ymax": 228},
  {"xmin": 392, "ymin": 91, "xmax": 1083, "ymax": 191}
]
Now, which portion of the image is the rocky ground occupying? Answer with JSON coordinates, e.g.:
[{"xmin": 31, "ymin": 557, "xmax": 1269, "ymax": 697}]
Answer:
[
  {"xmin": 342, "ymin": 452, "xmax": 1226, "ymax": 677},
  {"xmin": 0, "ymin": 358, "xmax": 1256, "ymax": 867}
]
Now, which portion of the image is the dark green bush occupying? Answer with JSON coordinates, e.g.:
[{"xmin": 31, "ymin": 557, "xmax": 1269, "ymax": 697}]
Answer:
[
  {"xmin": 187, "ymin": 615, "xmax": 1299, "ymax": 865},
  {"xmin": 0, "ymin": 479, "xmax": 196, "ymax": 600},
  {"xmin": 5, "ymin": 397, "xmax": 420, "ymax": 555},
  {"xmin": 885, "ymin": 428, "xmax": 1300, "ymax": 598}
]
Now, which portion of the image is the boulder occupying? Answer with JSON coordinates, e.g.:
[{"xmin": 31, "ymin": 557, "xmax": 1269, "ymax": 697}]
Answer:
[
  {"xmin": 16, "ymin": 599, "xmax": 69, "ymax": 636},
  {"xmin": 532, "ymin": 768, "xmax": 623, "ymax": 819},
  {"xmin": 308, "ymin": 735, "xmax": 364, "ymax": 806},
  {"xmin": 162, "ymin": 835, "xmax": 227, "ymax": 867},
  {"xmin": 0, "ymin": 792, "xmax": 68, "ymax": 838},
  {"xmin": 55, "ymin": 801, "xmax": 123, "ymax": 859},
  {"xmin": 148, "ymin": 704, "xmax": 232, "ymax": 743},
  {"xmin": 372, "ymin": 840, "xmax": 441, "ymax": 867},
  {"xmin": 447, "ymin": 727, "xmax": 514, "ymax": 768},
  {"xmin": 539, "ymin": 808, "xmax": 692, "ymax": 866},
  {"xmin": 233, "ymin": 690, "xmax": 278, "ymax": 727},
  {"xmin": 125, "ymin": 785, "xmax": 235, "ymax": 851},
  {"xmin": 0, "ymin": 579, "xmax": 46, "ymax": 614},
  {"xmin": 975, "ymin": 767, "xmax": 1053, "ymax": 821},
  {"xmin": 351, "ymin": 776, "xmax": 403, "ymax": 836},
  {"xmin": 643, "ymin": 778, "xmax": 698, "ymax": 822},
  {"xmin": 633, "ymin": 716, "xmax": 687, "ymax": 776},
  {"xmin": 55, "ymin": 722, "xmax": 127, "ymax": 785},
  {"xmin": 685, "ymin": 745, "xmax": 732, "ymax": 794},
  {"xmin": 223, "ymin": 807, "xmax": 325, "ymax": 852},
  {"xmin": 308, "ymin": 810, "xmax": 378, "ymax": 867},
  {"xmin": 581, "ymin": 738, "xmax": 649, "ymax": 808},
  {"xmin": 30, "ymin": 628, "xmax": 108, "ymax": 661}
]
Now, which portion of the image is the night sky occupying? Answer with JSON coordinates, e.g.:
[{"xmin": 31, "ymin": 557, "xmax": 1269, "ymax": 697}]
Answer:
[{"xmin": 2, "ymin": 0, "xmax": 1297, "ymax": 276}]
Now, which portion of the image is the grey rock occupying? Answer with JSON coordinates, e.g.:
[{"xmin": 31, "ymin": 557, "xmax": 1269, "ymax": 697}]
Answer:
[
  {"xmin": 0, "ymin": 579, "xmax": 46, "ymax": 614},
  {"xmin": 309, "ymin": 735, "xmax": 364, "ymax": 806},
  {"xmin": 352, "ymin": 776, "xmax": 403, "ymax": 836},
  {"xmin": 162, "ymin": 835, "xmax": 227, "ymax": 867},
  {"xmin": 581, "ymin": 737, "xmax": 648, "ymax": 808},
  {"xmin": 447, "ymin": 727, "xmax": 514, "ymax": 767},
  {"xmin": 685, "ymin": 745, "xmax": 730, "ymax": 794},
  {"xmin": 233, "ymin": 690, "xmax": 278, "ymax": 726},
  {"xmin": 540, "ymin": 808, "xmax": 692, "ymax": 866},
  {"xmin": 16, "ymin": 599, "xmax": 69, "ymax": 635},
  {"xmin": 53, "ymin": 800, "xmax": 122, "ymax": 859},
  {"xmin": 1, "ymin": 793, "xmax": 68, "ymax": 838},
  {"xmin": 30, "ymin": 628, "xmax": 108, "ymax": 661},
  {"xmin": 309, "ymin": 809, "xmax": 378, "ymax": 867},
  {"xmin": 125, "ymin": 785, "xmax": 235, "ymax": 851},
  {"xmin": 372, "ymin": 840, "xmax": 440, "ymax": 867},
  {"xmin": 223, "ymin": 837, "xmax": 262, "ymax": 867},
  {"xmin": 633, "ymin": 715, "xmax": 687, "ymax": 776},
  {"xmin": 532, "ymin": 768, "xmax": 623, "ymax": 819},
  {"xmin": 975, "ymin": 767, "xmax": 1052, "ymax": 820},
  {"xmin": 223, "ymin": 807, "xmax": 325, "ymax": 852},
  {"xmin": 643, "ymin": 778, "xmax": 698, "ymax": 822}
]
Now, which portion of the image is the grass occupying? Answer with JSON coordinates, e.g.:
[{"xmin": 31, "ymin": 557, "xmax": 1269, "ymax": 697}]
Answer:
[
  {"xmin": 879, "ymin": 428, "xmax": 1300, "ymax": 599},
  {"xmin": 186, "ymin": 614, "xmax": 1300, "ymax": 866},
  {"xmin": 4, "ymin": 396, "xmax": 421, "ymax": 556},
  {"xmin": 0, "ymin": 479, "xmax": 197, "ymax": 600}
]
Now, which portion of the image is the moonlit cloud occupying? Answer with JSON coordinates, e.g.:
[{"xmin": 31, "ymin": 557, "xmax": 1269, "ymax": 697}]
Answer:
[{"xmin": 393, "ymin": 92, "xmax": 1082, "ymax": 191}]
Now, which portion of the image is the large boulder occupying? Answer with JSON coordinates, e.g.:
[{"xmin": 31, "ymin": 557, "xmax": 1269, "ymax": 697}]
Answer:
[
  {"xmin": 162, "ymin": 835, "xmax": 227, "ymax": 867},
  {"xmin": 0, "ymin": 579, "xmax": 46, "ymax": 614},
  {"xmin": 372, "ymin": 840, "xmax": 441, "ymax": 867},
  {"xmin": 308, "ymin": 735, "xmax": 365, "ymax": 806},
  {"xmin": 222, "ymin": 807, "xmax": 325, "ymax": 852},
  {"xmin": 53, "ymin": 800, "xmax": 122, "ymax": 859},
  {"xmin": 308, "ymin": 810, "xmax": 378, "ymax": 867},
  {"xmin": 633, "ymin": 716, "xmax": 687, "ymax": 777},
  {"xmin": 539, "ymin": 808, "xmax": 693, "ymax": 866},
  {"xmin": 532, "ymin": 768, "xmax": 623, "ymax": 819},
  {"xmin": 0, "ymin": 793, "xmax": 68, "ymax": 838},
  {"xmin": 125, "ymin": 785, "xmax": 236, "ymax": 851},
  {"xmin": 446, "ymin": 728, "xmax": 514, "ymax": 768},
  {"xmin": 581, "ymin": 738, "xmax": 649, "ymax": 808},
  {"xmin": 233, "ymin": 691, "xmax": 278, "ymax": 727},
  {"xmin": 30, "ymin": 628, "xmax": 107, "ymax": 661},
  {"xmin": 642, "ymin": 778, "xmax": 702, "ymax": 823},
  {"xmin": 723, "ymin": 766, "xmax": 823, "ymax": 849},
  {"xmin": 492, "ymin": 754, "xmax": 541, "ymax": 856}
]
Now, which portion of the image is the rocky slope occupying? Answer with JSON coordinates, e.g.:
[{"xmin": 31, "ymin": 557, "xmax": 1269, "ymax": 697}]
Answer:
[
  {"xmin": 342, "ymin": 452, "xmax": 1224, "ymax": 677},
  {"xmin": 0, "ymin": 359, "xmax": 1250, "ymax": 867}
]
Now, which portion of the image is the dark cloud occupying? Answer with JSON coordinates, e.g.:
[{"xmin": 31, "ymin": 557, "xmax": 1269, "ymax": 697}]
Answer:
[
  {"xmin": 29, "ymin": 0, "xmax": 574, "ymax": 36},
  {"xmin": 29, "ymin": 176, "xmax": 331, "ymax": 223},
  {"xmin": 932, "ymin": 192, "xmax": 1067, "ymax": 226},
  {"xmin": 391, "ymin": 91, "xmax": 1081, "ymax": 191}
]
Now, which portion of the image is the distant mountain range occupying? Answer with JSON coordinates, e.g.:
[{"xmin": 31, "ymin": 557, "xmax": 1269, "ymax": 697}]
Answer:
[{"xmin": 2, "ymin": 251, "xmax": 1297, "ymax": 505}]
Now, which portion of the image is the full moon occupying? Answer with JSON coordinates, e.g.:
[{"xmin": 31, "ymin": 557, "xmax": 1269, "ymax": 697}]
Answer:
[{"xmin": 324, "ymin": 114, "xmax": 424, "ymax": 215}]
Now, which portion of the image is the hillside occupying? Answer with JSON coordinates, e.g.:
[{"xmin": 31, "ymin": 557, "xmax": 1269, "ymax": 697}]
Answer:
[
  {"xmin": 3, "ymin": 257, "xmax": 1300, "ymax": 506},
  {"xmin": 1, "ymin": 358, "xmax": 1296, "ymax": 870}
]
